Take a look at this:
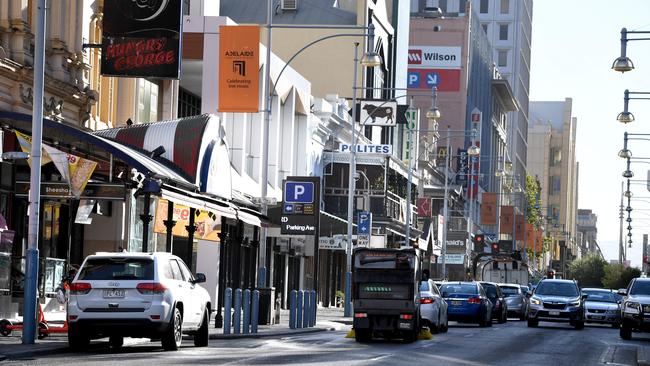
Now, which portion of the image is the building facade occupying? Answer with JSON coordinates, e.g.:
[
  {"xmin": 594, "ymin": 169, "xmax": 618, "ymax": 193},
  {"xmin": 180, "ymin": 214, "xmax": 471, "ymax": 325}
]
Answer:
[
  {"xmin": 528, "ymin": 98, "xmax": 579, "ymax": 277},
  {"xmin": 577, "ymin": 209, "xmax": 599, "ymax": 258}
]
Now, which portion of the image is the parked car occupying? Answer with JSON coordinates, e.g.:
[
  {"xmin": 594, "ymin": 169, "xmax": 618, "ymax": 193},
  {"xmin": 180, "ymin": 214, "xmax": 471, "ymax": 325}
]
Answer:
[
  {"xmin": 440, "ymin": 282, "xmax": 493, "ymax": 327},
  {"xmin": 480, "ymin": 282, "xmax": 508, "ymax": 324},
  {"xmin": 419, "ymin": 280, "xmax": 448, "ymax": 333},
  {"xmin": 527, "ymin": 279, "xmax": 586, "ymax": 329},
  {"xmin": 582, "ymin": 288, "xmax": 621, "ymax": 328},
  {"xmin": 619, "ymin": 277, "xmax": 650, "ymax": 340},
  {"xmin": 67, "ymin": 252, "xmax": 211, "ymax": 351},
  {"xmin": 500, "ymin": 283, "xmax": 529, "ymax": 320}
]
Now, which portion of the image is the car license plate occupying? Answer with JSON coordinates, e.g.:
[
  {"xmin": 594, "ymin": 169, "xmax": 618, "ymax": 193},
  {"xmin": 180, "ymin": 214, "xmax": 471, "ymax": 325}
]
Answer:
[
  {"xmin": 592, "ymin": 315, "xmax": 604, "ymax": 320},
  {"xmin": 452, "ymin": 300, "xmax": 462, "ymax": 306},
  {"xmin": 549, "ymin": 311, "xmax": 560, "ymax": 316},
  {"xmin": 103, "ymin": 289, "xmax": 125, "ymax": 298}
]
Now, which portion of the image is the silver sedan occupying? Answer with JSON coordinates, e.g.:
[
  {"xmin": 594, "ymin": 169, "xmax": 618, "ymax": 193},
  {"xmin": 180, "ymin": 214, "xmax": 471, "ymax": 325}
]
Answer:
[{"xmin": 582, "ymin": 288, "xmax": 622, "ymax": 327}]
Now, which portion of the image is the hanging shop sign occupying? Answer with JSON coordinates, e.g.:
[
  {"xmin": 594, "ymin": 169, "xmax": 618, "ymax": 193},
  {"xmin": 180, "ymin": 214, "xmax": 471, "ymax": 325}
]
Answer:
[
  {"xmin": 339, "ymin": 144, "xmax": 392, "ymax": 155},
  {"xmin": 281, "ymin": 177, "xmax": 320, "ymax": 235},
  {"xmin": 218, "ymin": 25, "xmax": 260, "ymax": 112},
  {"xmin": 15, "ymin": 181, "xmax": 126, "ymax": 200},
  {"xmin": 359, "ymin": 101, "xmax": 397, "ymax": 126},
  {"xmin": 101, "ymin": 0, "xmax": 183, "ymax": 78}
]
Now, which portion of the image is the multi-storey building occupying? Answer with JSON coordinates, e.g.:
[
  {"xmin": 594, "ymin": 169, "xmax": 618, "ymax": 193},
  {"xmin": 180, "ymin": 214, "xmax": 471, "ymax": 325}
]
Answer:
[
  {"xmin": 577, "ymin": 209, "xmax": 599, "ymax": 257},
  {"xmin": 528, "ymin": 98, "xmax": 579, "ymax": 277}
]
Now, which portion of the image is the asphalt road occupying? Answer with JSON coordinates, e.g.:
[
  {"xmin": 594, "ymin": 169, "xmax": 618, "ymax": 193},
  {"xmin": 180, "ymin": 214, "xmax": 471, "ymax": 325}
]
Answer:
[{"xmin": 3, "ymin": 319, "xmax": 648, "ymax": 366}]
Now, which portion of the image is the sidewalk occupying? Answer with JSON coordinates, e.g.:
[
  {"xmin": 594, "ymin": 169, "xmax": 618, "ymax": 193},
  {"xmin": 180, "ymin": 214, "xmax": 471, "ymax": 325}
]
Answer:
[{"xmin": 0, "ymin": 307, "xmax": 351, "ymax": 361}]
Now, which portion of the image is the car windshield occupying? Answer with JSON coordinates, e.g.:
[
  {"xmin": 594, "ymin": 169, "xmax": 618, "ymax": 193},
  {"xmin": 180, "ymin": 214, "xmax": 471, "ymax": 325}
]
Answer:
[
  {"xmin": 419, "ymin": 281, "xmax": 430, "ymax": 292},
  {"xmin": 440, "ymin": 284, "xmax": 478, "ymax": 296},
  {"xmin": 501, "ymin": 286, "xmax": 520, "ymax": 297},
  {"xmin": 77, "ymin": 258, "xmax": 154, "ymax": 281},
  {"xmin": 583, "ymin": 291, "xmax": 618, "ymax": 303},
  {"xmin": 630, "ymin": 281, "xmax": 650, "ymax": 296},
  {"xmin": 534, "ymin": 282, "xmax": 579, "ymax": 297}
]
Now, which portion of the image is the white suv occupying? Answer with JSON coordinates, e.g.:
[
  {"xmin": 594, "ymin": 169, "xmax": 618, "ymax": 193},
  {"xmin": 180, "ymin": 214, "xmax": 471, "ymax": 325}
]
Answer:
[{"xmin": 67, "ymin": 252, "xmax": 211, "ymax": 351}]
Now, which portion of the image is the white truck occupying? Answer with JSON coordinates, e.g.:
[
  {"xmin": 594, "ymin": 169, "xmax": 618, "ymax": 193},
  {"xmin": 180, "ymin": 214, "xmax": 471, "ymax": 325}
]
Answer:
[{"xmin": 481, "ymin": 261, "xmax": 530, "ymax": 285}]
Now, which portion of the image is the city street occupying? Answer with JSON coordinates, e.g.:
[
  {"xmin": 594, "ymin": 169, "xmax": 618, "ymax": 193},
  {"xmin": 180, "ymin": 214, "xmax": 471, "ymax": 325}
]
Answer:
[{"xmin": 1, "ymin": 320, "xmax": 645, "ymax": 366}]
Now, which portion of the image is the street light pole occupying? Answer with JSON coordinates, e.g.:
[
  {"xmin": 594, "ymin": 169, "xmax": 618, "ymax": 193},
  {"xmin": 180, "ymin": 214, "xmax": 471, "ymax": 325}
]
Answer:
[
  {"xmin": 441, "ymin": 128, "xmax": 451, "ymax": 279},
  {"xmin": 619, "ymin": 180, "xmax": 625, "ymax": 263},
  {"xmin": 344, "ymin": 42, "xmax": 360, "ymax": 318},
  {"xmin": 23, "ymin": 0, "xmax": 46, "ymax": 345}
]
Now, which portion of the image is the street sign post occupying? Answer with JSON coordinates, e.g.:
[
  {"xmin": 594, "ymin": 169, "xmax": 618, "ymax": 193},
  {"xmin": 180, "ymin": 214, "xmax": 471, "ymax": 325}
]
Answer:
[{"xmin": 357, "ymin": 211, "xmax": 372, "ymax": 247}]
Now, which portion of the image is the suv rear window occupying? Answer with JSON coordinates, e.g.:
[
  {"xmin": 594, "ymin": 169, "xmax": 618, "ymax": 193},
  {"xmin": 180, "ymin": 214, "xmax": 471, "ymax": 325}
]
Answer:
[{"xmin": 77, "ymin": 258, "xmax": 154, "ymax": 281}]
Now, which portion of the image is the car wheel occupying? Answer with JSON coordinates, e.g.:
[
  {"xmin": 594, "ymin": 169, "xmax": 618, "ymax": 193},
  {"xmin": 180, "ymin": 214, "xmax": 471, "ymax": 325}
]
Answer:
[
  {"xmin": 620, "ymin": 321, "xmax": 632, "ymax": 340},
  {"xmin": 527, "ymin": 318, "xmax": 538, "ymax": 328},
  {"xmin": 109, "ymin": 336, "xmax": 124, "ymax": 349},
  {"xmin": 194, "ymin": 309, "xmax": 209, "ymax": 347},
  {"xmin": 478, "ymin": 311, "xmax": 488, "ymax": 327},
  {"xmin": 68, "ymin": 325, "xmax": 90, "ymax": 351},
  {"xmin": 0, "ymin": 319, "xmax": 12, "ymax": 336},
  {"xmin": 162, "ymin": 307, "xmax": 183, "ymax": 351},
  {"xmin": 498, "ymin": 310, "xmax": 506, "ymax": 324},
  {"xmin": 574, "ymin": 321, "xmax": 584, "ymax": 330},
  {"xmin": 442, "ymin": 317, "xmax": 449, "ymax": 333},
  {"xmin": 354, "ymin": 329, "xmax": 372, "ymax": 342}
]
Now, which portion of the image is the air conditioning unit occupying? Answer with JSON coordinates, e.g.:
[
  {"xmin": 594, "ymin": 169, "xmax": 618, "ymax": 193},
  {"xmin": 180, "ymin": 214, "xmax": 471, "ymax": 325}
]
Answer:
[{"xmin": 281, "ymin": 0, "xmax": 298, "ymax": 10}]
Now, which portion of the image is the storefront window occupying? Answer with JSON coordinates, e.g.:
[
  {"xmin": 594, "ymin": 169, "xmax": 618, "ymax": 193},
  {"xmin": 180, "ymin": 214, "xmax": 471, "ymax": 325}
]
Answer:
[
  {"xmin": 137, "ymin": 79, "xmax": 159, "ymax": 123},
  {"xmin": 129, "ymin": 193, "xmax": 155, "ymax": 252}
]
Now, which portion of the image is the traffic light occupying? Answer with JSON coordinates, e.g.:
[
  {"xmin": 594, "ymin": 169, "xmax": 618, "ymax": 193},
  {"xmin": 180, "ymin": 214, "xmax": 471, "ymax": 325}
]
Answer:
[
  {"xmin": 472, "ymin": 234, "xmax": 486, "ymax": 252},
  {"xmin": 491, "ymin": 242, "xmax": 499, "ymax": 253}
]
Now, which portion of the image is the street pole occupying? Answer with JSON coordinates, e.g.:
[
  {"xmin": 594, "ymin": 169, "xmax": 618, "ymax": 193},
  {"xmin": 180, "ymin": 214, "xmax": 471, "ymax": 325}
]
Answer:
[
  {"xmin": 258, "ymin": 0, "xmax": 274, "ymax": 288},
  {"xmin": 344, "ymin": 43, "xmax": 360, "ymax": 317},
  {"xmin": 405, "ymin": 99, "xmax": 414, "ymax": 247},
  {"xmin": 23, "ymin": 0, "xmax": 46, "ymax": 345},
  {"xmin": 619, "ymin": 181, "xmax": 624, "ymax": 264},
  {"xmin": 441, "ymin": 128, "xmax": 451, "ymax": 279}
]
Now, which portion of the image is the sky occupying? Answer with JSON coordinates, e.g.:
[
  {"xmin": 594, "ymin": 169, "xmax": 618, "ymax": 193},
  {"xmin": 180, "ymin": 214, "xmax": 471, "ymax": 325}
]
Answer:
[{"xmin": 530, "ymin": 0, "xmax": 650, "ymax": 268}]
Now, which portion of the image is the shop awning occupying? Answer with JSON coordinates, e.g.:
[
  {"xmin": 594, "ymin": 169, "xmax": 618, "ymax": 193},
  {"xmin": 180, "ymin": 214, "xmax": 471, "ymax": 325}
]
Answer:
[{"xmin": 160, "ymin": 185, "xmax": 237, "ymax": 219}]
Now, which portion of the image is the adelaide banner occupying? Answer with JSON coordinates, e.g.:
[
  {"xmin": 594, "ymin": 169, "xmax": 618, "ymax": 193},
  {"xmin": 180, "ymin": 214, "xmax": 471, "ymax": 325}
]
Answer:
[
  {"xmin": 499, "ymin": 205, "xmax": 514, "ymax": 235},
  {"xmin": 102, "ymin": 0, "xmax": 183, "ymax": 78},
  {"xmin": 480, "ymin": 192, "xmax": 497, "ymax": 225},
  {"xmin": 219, "ymin": 25, "xmax": 260, "ymax": 112}
]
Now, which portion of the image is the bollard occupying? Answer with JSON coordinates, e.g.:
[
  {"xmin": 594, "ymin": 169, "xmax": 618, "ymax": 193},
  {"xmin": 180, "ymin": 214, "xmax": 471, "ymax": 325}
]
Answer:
[
  {"xmin": 297, "ymin": 290, "xmax": 304, "ymax": 329},
  {"xmin": 310, "ymin": 290, "xmax": 317, "ymax": 327},
  {"xmin": 224, "ymin": 288, "xmax": 232, "ymax": 334},
  {"xmin": 234, "ymin": 288, "xmax": 242, "ymax": 334},
  {"xmin": 243, "ymin": 289, "xmax": 251, "ymax": 334},
  {"xmin": 303, "ymin": 291, "xmax": 311, "ymax": 328},
  {"xmin": 252, "ymin": 290, "xmax": 260, "ymax": 333},
  {"xmin": 289, "ymin": 290, "xmax": 297, "ymax": 329}
]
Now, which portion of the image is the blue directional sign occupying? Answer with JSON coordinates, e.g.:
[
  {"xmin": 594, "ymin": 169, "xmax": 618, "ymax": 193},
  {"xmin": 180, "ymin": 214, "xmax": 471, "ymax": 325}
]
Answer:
[
  {"xmin": 358, "ymin": 211, "xmax": 372, "ymax": 235},
  {"xmin": 425, "ymin": 72, "xmax": 440, "ymax": 88},
  {"xmin": 284, "ymin": 181, "xmax": 314, "ymax": 203}
]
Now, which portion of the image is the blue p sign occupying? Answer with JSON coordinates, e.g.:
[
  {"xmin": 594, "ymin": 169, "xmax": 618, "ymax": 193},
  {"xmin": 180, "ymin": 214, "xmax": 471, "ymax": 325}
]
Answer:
[
  {"xmin": 407, "ymin": 71, "xmax": 420, "ymax": 88},
  {"xmin": 284, "ymin": 182, "xmax": 314, "ymax": 203}
]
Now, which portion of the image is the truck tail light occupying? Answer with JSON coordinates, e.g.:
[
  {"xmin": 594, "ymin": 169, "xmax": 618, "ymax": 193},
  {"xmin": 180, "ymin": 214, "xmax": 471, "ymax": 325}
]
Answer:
[
  {"xmin": 354, "ymin": 312, "xmax": 368, "ymax": 318},
  {"xmin": 136, "ymin": 282, "xmax": 167, "ymax": 295},
  {"xmin": 70, "ymin": 282, "xmax": 92, "ymax": 295}
]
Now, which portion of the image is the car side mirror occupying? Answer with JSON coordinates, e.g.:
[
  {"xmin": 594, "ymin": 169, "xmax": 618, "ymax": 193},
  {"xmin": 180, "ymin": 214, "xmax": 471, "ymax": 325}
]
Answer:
[
  {"xmin": 193, "ymin": 273, "xmax": 206, "ymax": 284},
  {"xmin": 617, "ymin": 289, "xmax": 628, "ymax": 296}
]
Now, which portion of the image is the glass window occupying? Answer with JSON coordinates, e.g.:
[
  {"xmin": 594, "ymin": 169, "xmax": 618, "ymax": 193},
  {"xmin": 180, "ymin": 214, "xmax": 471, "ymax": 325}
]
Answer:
[
  {"xmin": 582, "ymin": 291, "xmax": 617, "ymax": 303},
  {"xmin": 78, "ymin": 258, "xmax": 154, "ymax": 280},
  {"xmin": 499, "ymin": 24, "xmax": 508, "ymax": 40},
  {"xmin": 182, "ymin": 0, "xmax": 190, "ymax": 15},
  {"xmin": 535, "ymin": 282, "xmax": 579, "ymax": 297},
  {"xmin": 498, "ymin": 50, "xmax": 508, "ymax": 67},
  {"xmin": 137, "ymin": 78, "xmax": 159, "ymax": 123},
  {"xmin": 419, "ymin": 281, "xmax": 431, "ymax": 292},
  {"xmin": 550, "ymin": 176, "xmax": 561, "ymax": 194},
  {"xmin": 630, "ymin": 281, "xmax": 650, "ymax": 296},
  {"xmin": 169, "ymin": 260, "xmax": 184, "ymax": 281},
  {"xmin": 459, "ymin": 0, "xmax": 467, "ymax": 13},
  {"xmin": 480, "ymin": 0, "xmax": 489, "ymax": 13},
  {"xmin": 354, "ymin": 251, "xmax": 415, "ymax": 270},
  {"xmin": 501, "ymin": 286, "xmax": 519, "ymax": 296},
  {"xmin": 176, "ymin": 259, "xmax": 194, "ymax": 282},
  {"xmin": 439, "ymin": 0, "xmax": 447, "ymax": 13},
  {"xmin": 440, "ymin": 283, "xmax": 478, "ymax": 295},
  {"xmin": 161, "ymin": 261, "xmax": 174, "ymax": 280},
  {"xmin": 550, "ymin": 147, "xmax": 562, "ymax": 166},
  {"xmin": 500, "ymin": 0, "xmax": 509, "ymax": 14},
  {"xmin": 482, "ymin": 23, "xmax": 488, "ymax": 35}
]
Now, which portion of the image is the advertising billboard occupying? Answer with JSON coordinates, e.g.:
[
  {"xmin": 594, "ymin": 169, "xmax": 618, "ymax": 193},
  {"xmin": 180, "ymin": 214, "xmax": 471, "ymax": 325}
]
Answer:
[
  {"xmin": 102, "ymin": 0, "xmax": 183, "ymax": 78},
  {"xmin": 218, "ymin": 25, "xmax": 260, "ymax": 112}
]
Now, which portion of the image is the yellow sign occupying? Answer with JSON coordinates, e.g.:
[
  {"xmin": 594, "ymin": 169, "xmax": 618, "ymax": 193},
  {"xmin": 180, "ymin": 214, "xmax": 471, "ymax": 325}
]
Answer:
[
  {"xmin": 14, "ymin": 131, "xmax": 52, "ymax": 166},
  {"xmin": 153, "ymin": 199, "xmax": 221, "ymax": 242},
  {"xmin": 218, "ymin": 25, "xmax": 260, "ymax": 112}
]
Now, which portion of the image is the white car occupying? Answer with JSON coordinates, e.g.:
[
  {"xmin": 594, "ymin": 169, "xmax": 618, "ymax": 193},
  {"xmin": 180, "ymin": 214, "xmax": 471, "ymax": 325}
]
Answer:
[
  {"xmin": 67, "ymin": 252, "xmax": 211, "ymax": 351},
  {"xmin": 419, "ymin": 280, "xmax": 448, "ymax": 333}
]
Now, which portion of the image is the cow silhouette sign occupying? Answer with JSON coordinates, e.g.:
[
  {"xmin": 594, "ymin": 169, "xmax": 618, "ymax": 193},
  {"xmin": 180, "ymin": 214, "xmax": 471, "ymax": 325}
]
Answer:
[{"xmin": 360, "ymin": 100, "xmax": 397, "ymax": 127}]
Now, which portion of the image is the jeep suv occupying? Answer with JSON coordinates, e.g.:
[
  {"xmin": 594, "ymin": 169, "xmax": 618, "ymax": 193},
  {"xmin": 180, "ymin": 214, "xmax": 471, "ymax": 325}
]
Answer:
[
  {"xmin": 527, "ymin": 279, "xmax": 586, "ymax": 329},
  {"xmin": 619, "ymin": 277, "xmax": 650, "ymax": 340},
  {"xmin": 67, "ymin": 252, "xmax": 211, "ymax": 351}
]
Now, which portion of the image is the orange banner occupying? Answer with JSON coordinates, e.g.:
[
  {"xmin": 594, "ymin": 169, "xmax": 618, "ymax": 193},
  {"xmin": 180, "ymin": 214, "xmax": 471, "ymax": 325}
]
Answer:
[
  {"xmin": 525, "ymin": 223, "xmax": 535, "ymax": 249},
  {"xmin": 480, "ymin": 193, "xmax": 498, "ymax": 225},
  {"xmin": 154, "ymin": 199, "xmax": 221, "ymax": 242},
  {"xmin": 515, "ymin": 215, "xmax": 525, "ymax": 241},
  {"xmin": 499, "ymin": 206, "xmax": 514, "ymax": 234},
  {"xmin": 218, "ymin": 25, "xmax": 260, "ymax": 112}
]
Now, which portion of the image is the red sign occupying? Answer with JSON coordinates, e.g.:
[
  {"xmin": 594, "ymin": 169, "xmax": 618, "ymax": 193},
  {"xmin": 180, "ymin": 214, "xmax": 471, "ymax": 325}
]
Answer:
[
  {"xmin": 408, "ymin": 49, "xmax": 422, "ymax": 64},
  {"xmin": 417, "ymin": 198, "xmax": 433, "ymax": 218},
  {"xmin": 407, "ymin": 68, "xmax": 460, "ymax": 91}
]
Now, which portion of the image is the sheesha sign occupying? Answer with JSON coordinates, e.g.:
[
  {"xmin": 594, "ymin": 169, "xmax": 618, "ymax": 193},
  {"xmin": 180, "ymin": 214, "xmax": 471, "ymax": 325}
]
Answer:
[{"xmin": 101, "ymin": 0, "xmax": 183, "ymax": 78}]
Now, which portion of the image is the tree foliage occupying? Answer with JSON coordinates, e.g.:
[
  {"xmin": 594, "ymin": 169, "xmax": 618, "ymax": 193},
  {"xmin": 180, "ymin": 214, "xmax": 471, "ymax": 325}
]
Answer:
[
  {"xmin": 525, "ymin": 174, "xmax": 541, "ymax": 227},
  {"xmin": 568, "ymin": 254, "xmax": 608, "ymax": 288},
  {"xmin": 603, "ymin": 264, "xmax": 642, "ymax": 290}
]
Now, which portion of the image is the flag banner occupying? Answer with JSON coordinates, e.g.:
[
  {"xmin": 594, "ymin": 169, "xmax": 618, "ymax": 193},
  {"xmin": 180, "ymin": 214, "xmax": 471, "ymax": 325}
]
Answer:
[
  {"xmin": 42, "ymin": 143, "xmax": 70, "ymax": 182},
  {"xmin": 515, "ymin": 214, "xmax": 525, "ymax": 241},
  {"xmin": 68, "ymin": 155, "xmax": 98, "ymax": 198},
  {"xmin": 14, "ymin": 131, "xmax": 51, "ymax": 166},
  {"xmin": 499, "ymin": 205, "xmax": 514, "ymax": 234},
  {"xmin": 153, "ymin": 199, "xmax": 221, "ymax": 241},
  {"xmin": 480, "ymin": 192, "xmax": 497, "ymax": 225},
  {"xmin": 218, "ymin": 25, "xmax": 260, "ymax": 112}
]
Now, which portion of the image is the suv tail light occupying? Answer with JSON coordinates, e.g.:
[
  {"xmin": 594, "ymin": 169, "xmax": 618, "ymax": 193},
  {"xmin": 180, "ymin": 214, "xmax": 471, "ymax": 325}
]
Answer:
[
  {"xmin": 69, "ymin": 282, "xmax": 92, "ymax": 295},
  {"xmin": 136, "ymin": 283, "xmax": 167, "ymax": 295},
  {"xmin": 468, "ymin": 297, "xmax": 481, "ymax": 304},
  {"xmin": 420, "ymin": 297, "xmax": 434, "ymax": 304},
  {"xmin": 400, "ymin": 314, "xmax": 414, "ymax": 320}
]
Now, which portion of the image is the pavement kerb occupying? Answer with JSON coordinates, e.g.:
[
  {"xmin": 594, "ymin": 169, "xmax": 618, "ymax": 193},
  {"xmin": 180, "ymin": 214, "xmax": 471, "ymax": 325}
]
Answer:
[{"xmin": 637, "ymin": 346, "xmax": 650, "ymax": 366}]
